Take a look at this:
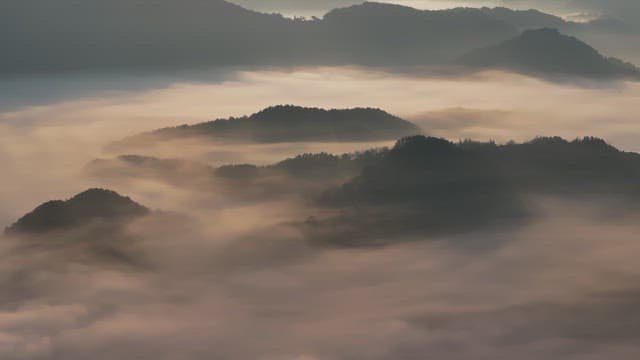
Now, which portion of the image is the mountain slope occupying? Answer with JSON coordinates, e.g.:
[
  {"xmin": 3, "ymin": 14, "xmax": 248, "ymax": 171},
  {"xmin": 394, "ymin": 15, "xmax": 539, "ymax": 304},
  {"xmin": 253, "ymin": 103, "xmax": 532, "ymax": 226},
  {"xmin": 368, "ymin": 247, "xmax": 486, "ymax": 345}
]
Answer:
[
  {"xmin": 87, "ymin": 148, "xmax": 389, "ymax": 202},
  {"xmin": 318, "ymin": 2, "xmax": 517, "ymax": 65},
  {"xmin": 5, "ymin": 189, "xmax": 149, "ymax": 235},
  {"xmin": 3, "ymin": 1, "xmax": 636, "ymax": 78},
  {"xmin": 458, "ymin": 28, "xmax": 640, "ymax": 79},
  {"xmin": 115, "ymin": 105, "xmax": 422, "ymax": 148},
  {"xmin": 0, "ymin": 0, "xmax": 295, "ymax": 73},
  {"xmin": 0, "ymin": 0, "xmax": 518, "ymax": 73},
  {"xmin": 310, "ymin": 135, "xmax": 640, "ymax": 246},
  {"xmin": 480, "ymin": 7, "xmax": 569, "ymax": 31}
]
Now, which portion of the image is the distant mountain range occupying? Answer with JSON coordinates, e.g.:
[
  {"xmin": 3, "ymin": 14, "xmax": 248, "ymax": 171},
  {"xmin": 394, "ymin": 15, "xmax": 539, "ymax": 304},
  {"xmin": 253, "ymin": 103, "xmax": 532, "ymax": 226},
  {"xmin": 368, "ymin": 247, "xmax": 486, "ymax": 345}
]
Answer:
[
  {"xmin": 459, "ymin": 28, "xmax": 640, "ymax": 79},
  {"xmin": 112, "ymin": 105, "xmax": 421, "ymax": 149},
  {"xmin": 0, "ymin": 0, "xmax": 512, "ymax": 72},
  {"xmin": 2, "ymin": 0, "xmax": 637, "ymax": 79}
]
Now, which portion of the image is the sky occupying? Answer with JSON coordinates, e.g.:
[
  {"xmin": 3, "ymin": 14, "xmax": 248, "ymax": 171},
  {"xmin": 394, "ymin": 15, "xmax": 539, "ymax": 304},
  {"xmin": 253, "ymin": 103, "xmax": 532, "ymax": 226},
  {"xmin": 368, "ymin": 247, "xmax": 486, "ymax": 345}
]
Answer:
[{"xmin": 231, "ymin": 0, "xmax": 640, "ymax": 23}]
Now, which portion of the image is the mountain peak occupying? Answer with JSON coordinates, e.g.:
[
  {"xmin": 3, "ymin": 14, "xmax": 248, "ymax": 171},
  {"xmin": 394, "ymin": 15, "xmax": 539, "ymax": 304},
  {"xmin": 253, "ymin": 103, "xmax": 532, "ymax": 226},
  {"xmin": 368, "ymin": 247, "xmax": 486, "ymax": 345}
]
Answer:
[
  {"xmin": 459, "ymin": 28, "xmax": 640, "ymax": 79},
  {"xmin": 251, "ymin": 105, "xmax": 391, "ymax": 119},
  {"xmin": 5, "ymin": 189, "xmax": 149, "ymax": 235},
  {"xmin": 324, "ymin": 2, "xmax": 420, "ymax": 19},
  {"xmin": 121, "ymin": 105, "xmax": 422, "ymax": 146}
]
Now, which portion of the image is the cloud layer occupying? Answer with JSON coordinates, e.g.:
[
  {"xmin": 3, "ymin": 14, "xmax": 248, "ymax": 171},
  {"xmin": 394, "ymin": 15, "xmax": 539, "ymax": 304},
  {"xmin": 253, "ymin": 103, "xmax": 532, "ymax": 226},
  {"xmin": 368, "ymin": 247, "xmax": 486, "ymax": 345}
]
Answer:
[
  {"xmin": 2, "ymin": 200, "xmax": 640, "ymax": 359},
  {"xmin": 2, "ymin": 66, "xmax": 640, "ymax": 359}
]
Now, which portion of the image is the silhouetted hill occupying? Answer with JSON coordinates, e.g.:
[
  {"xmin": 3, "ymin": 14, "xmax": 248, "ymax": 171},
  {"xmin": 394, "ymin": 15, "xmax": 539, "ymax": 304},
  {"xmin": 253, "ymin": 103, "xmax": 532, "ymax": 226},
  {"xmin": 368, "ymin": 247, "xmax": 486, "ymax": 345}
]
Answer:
[
  {"xmin": 459, "ymin": 28, "xmax": 640, "ymax": 79},
  {"xmin": 271, "ymin": 150, "xmax": 385, "ymax": 178},
  {"xmin": 481, "ymin": 7, "xmax": 568, "ymax": 31},
  {"xmin": 479, "ymin": 7, "xmax": 629, "ymax": 33},
  {"xmin": 88, "ymin": 148, "xmax": 388, "ymax": 201},
  {"xmin": 211, "ymin": 152, "xmax": 376, "ymax": 201},
  {"xmin": 318, "ymin": 3, "xmax": 517, "ymax": 65},
  {"xmin": 328, "ymin": 135, "xmax": 640, "ymax": 203},
  {"xmin": 310, "ymin": 135, "xmax": 640, "ymax": 246},
  {"xmin": 115, "ymin": 106, "xmax": 421, "ymax": 148},
  {"xmin": 5, "ymin": 189, "xmax": 149, "ymax": 235}
]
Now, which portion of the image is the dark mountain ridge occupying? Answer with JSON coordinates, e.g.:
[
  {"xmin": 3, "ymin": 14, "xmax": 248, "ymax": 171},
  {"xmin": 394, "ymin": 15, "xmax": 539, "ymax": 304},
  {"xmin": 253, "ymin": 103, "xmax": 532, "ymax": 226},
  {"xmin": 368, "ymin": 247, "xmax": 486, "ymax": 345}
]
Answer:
[
  {"xmin": 480, "ymin": 7, "xmax": 569, "ymax": 30},
  {"xmin": 114, "ymin": 105, "xmax": 421, "ymax": 148},
  {"xmin": 310, "ymin": 135, "xmax": 640, "ymax": 245},
  {"xmin": 88, "ymin": 147, "xmax": 389, "ymax": 202}
]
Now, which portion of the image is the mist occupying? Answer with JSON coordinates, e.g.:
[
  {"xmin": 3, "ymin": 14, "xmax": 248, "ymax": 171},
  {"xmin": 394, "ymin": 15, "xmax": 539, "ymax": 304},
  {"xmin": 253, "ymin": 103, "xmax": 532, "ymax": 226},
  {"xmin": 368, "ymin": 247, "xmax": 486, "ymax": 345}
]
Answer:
[
  {"xmin": 2, "ymin": 41, "xmax": 640, "ymax": 359},
  {"xmin": 2, "ymin": 191, "xmax": 640, "ymax": 359},
  {"xmin": 3, "ymin": 66, "xmax": 640, "ymax": 224}
]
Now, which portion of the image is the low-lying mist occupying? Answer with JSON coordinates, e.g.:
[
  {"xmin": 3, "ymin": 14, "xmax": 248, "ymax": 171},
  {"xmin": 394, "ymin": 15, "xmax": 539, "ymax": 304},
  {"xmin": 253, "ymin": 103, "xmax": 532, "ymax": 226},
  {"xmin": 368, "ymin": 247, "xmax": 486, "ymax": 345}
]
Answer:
[
  {"xmin": 2, "ymin": 66, "xmax": 640, "ymax": 359},
  {"xmin": 2, "ymin": 195, "xmax": 640, "ymax": 359},
  {"xmin": 3, "ymin": 66, "xmax": 640, "ymax": 220}
]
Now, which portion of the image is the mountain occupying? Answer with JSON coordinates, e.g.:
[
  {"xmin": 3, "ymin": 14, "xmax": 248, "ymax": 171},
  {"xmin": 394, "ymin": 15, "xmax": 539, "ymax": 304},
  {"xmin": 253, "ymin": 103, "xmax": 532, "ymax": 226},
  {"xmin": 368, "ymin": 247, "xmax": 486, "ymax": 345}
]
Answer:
[
  {"xmin": 458, "ymin": 28, "xmax": 640, "ymax": 79},
  {"xmin": 0, "ymin": 0, "xmax": 295, "ymax": 74},
  {"xmin": 3, "ymin": 1, "xmax": 637, "ymax": 78},
  {"xmin": 88, "ymin": 149, "xmax": 388, "ymax": 201},
  {"xmin": 5, "ymin": 189, "xmax": 149, "ymax": 235},
  {"xmin": 479, "ymin": 7, "xmax": 629, "ymax": 33},
  {"xmin": 114, "ymin": 106, "xmax": 421, "ymax": 148},
  {"xmin": 480, "ymin": 7, "xmax": 569, "ymax": 31},
  {"xmin": 87, "ymin": 133, "xmax": 640, "ymax": 246},
  {"xmin": 309, "ymin": 135, "xmax": 640, "ymax": 246},
  {"xmin": 0, "ymin": 0, "xmax": 518, "ymax": 74},
  {"xmin": 317, "ymin": 3, "xmax": 517, "ymax": 65}
]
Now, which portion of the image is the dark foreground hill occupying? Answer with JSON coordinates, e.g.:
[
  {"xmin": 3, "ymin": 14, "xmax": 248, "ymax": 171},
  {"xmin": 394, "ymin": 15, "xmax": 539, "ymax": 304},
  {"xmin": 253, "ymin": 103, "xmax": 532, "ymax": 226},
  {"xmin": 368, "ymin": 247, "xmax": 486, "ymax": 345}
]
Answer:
[
  {"xmin": 459, "ymin": 28, "xmax": 640, "ymax": 79},
  {"xmin": 114, "ymin": 105, "xmax": 421, "ymax": 149},
  {"xmin": 309, "ymin": 135, "xmax": 640, "ymax": 246},
  {"xmin": 5, "ymin": 189, "xmax": 149, "ymax": 235}
]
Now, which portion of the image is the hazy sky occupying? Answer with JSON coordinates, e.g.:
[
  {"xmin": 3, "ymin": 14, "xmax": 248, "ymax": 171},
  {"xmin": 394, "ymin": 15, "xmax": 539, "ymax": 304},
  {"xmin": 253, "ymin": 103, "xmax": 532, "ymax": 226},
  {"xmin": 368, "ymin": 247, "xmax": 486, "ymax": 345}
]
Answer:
[{"xmin": 232, "ymin": 0, "xmax": 640, "ymax": 22}]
